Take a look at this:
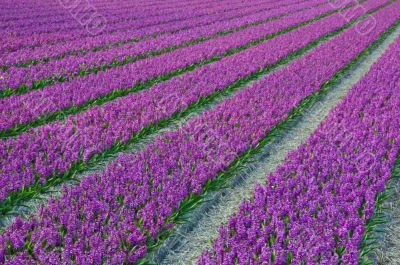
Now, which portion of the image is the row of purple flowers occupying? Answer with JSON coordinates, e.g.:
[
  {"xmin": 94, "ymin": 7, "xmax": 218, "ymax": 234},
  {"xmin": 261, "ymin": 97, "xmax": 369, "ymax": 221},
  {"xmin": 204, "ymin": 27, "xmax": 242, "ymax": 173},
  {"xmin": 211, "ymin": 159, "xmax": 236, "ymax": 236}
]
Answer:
[
  {"xmin": 0, "ymin": 0, "xmax": 360, "ymax": 132},
  {"xmin": 0, "ymin": 3, "xmax": 397, "ymax": 263},
  {"xmin": 0, "ymin": 0, "xmax": 281, "ymax": 63},
  {"xmin": 0, "ymin": 0, "xmax": 321, "ymax": 91}
]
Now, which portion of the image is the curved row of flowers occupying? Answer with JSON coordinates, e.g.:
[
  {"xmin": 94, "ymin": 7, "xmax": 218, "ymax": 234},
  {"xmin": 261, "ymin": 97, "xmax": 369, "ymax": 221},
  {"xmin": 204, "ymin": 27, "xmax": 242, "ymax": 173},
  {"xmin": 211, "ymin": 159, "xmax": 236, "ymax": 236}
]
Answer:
[
  {"xmin": 0, "ymin": 0, "xmax": 323, "ymax": 91},
  {"xmin": 0, "ymin": 0, "xmax": 282, "ymax": 64},
  {"xmin": 0, "ymin": 0, "xmax": 236, "ymax": 34},
  {"xmin": 198, "ymin": 34, "xmax": 400, "ymax": 265},
  {"xmin": 0, "ymin": 0, "xmax": 200, "ymax": 23},
  {"xmin": 0, "ymin": 0, "xmax": 370, "ymax": 134},
  {"xmin": 0, "ymin": 4, "xmax": 398, "ymax": 263},
  {"xmin": 0, "ymin": 0, "xmax": 389, "ymax": 212},
  {"xmin": 0, "ymin": 0, "xmax": 253, "ymax": 51}
]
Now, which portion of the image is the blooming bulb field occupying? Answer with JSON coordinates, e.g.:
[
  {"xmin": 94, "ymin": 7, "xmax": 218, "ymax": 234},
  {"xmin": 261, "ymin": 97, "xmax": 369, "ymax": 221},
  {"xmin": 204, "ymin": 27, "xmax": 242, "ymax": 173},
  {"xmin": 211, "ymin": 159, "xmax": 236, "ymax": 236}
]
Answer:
[{"xmin": 0, "ymin": 0, "xmax": 399, "ymax": 264}]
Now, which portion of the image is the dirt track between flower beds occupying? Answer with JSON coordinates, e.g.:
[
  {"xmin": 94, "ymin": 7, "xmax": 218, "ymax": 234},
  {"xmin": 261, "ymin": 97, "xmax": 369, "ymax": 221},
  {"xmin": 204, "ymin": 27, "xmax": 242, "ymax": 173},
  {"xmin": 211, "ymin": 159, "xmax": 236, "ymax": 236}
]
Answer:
[{"xmin": 370, "ymin": 175, "xmax": 400, "ymax": 265}]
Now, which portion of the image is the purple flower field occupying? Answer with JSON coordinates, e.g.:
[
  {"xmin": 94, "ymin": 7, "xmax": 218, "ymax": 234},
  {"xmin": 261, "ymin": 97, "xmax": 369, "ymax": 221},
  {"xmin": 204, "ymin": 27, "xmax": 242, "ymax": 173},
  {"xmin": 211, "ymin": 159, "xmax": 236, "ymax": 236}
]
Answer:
[{"xmin": 0, "ymin": 0, "xmax": 399, "ymax": 264}]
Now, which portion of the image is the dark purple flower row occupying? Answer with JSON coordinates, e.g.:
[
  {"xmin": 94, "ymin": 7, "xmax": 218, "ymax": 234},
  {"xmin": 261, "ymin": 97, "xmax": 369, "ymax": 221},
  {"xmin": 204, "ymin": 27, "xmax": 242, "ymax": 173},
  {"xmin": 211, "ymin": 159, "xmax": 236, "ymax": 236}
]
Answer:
[
  {"xmin": 0, "ymin": 0, "xmax": 175, "ymax": 16},
  {"xmin": 0, "ymin": 0, "xmax": 359, "ymax": 131},
  {"xmin": 0, "ymin": 0, "xmax": 289, "ymax": 67},
  {"xmin": 0, "ymin": 0, "xmax": 219, "ymax": 30},
  {"xmin": 0, "ymin": 4, "xmax": 398, "ymax": 264},
  {"xmin": 3, "ymin": 0, "xmax": 258, "ymax": 51},
  {"xmin": 0, "ymin": 0, "xmax": 378, "ymax": 201},
  {"xmin": 0, "ymin": 0, "xmax": 279, "ymax": 58},
  {"xmin": 0, "ymin": 0, "xmax": 156, "ymax": 28},
  {"xmin": 198, "ymin": 34, "xmax": 400, "ymax": 265},
  {"xmin": 0, "ymin": 0, "xmax": 326, "ymax": 91},
  {"xmin": 0, "ymin": 0, "xmax": 211, "ymax": 39},
  {"xmin": 0, "ymin": 0, "xmax": 224, "ymax": 24},
  {"xmin": 0, "ymin": 0, "xmax": 257, "ymax": 36}
]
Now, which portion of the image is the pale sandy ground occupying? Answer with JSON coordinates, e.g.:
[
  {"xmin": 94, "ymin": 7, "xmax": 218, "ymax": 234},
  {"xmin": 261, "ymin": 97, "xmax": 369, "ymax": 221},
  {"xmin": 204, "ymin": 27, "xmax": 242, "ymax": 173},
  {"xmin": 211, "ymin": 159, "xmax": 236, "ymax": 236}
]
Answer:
[{"xmin": 370, "ymin": 176, "xmax": 400, "ymax": 265}]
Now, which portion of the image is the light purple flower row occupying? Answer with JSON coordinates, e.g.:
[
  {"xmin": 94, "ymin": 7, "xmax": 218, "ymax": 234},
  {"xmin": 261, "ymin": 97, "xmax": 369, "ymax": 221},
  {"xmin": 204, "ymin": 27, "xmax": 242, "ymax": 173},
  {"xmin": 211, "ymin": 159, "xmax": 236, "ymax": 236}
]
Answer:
[
  {"xmin": 0, "ymin": 0, "xmax": 253, "ymax": 36},
  {"xmin": 0, "ymin": 0, "xmax": 325, "ymax": 91},
  {"xmin": 0, "ymin": 5, "xmax": 397, "ymax": 264},
  {"xmin": 198, "ymin": 34, "xmax": 400, "ymax": 265},
  {"xmin": 0, "ymin": 0, "xmax": 288, "ymax": 67},
  {"xmin": 0, "ymin": 0, "xmax": 278, "ymax": 56},
  {"xmin": 0, "ymin": 0, "xmax": 359, "ymax": 132}
]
